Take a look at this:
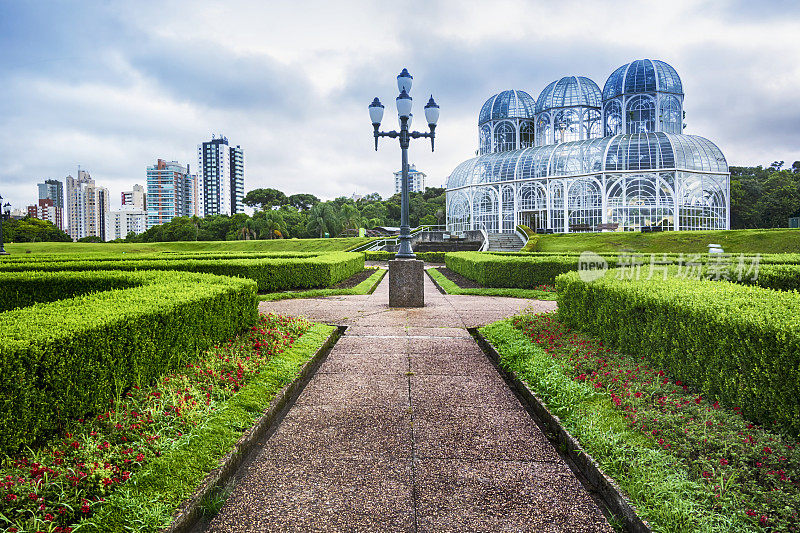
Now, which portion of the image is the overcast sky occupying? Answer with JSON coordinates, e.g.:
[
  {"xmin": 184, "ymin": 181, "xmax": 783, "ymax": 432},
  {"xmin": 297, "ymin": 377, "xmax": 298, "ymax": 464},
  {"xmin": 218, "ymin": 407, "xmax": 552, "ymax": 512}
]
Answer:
[{"xmin": 1, "ymin": 0, "xmax": 799, "ymax": 211}]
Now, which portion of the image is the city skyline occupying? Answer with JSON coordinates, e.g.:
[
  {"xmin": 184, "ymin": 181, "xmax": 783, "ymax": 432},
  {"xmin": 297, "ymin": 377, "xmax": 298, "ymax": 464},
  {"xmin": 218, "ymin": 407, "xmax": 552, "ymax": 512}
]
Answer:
[{"xmin": 1, "ymin": 1, "xmax": 799, "ymax": 213}]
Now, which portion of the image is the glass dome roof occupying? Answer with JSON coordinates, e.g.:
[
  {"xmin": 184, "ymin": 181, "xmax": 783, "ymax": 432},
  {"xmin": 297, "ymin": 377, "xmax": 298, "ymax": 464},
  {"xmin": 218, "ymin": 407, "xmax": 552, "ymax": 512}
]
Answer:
[
  {"xmin": 535, "ymin": 76, "xmax": 602, "ymax": 113},
  {"xmin": 478, "ymin": 90, "xmax": 536, "ymax": 125},
  {"xmin": 603, "ymin": 59, "xmax": 683, "ymax": 100},
  {"xmin": 446, "ymin": 132, "xmax": 726, "ymax": 189}
]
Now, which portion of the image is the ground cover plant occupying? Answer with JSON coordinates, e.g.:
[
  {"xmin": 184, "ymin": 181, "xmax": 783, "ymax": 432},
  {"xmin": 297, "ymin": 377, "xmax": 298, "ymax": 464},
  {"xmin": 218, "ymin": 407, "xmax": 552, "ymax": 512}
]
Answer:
[
  {"xmin": 426, "ymin": 267, "xmax": 557, "ymax": 300},
  {"xmin": 556, "ymin": 270, "xmax": 800, "ymax": 435},
  {"xmin": 0, "ymin": 314, "xmax": 333, "ymax": 532},
  {"xmin": 0, "ymin": 270, "xmax": 256, "ymax": 456},
  {"xmin": 481, "ymin": 315, "xmax": 800, "ymax": 532},
  {"xmin": 259, "ymin": 266, "xmax": 386, "ymax": 301}
]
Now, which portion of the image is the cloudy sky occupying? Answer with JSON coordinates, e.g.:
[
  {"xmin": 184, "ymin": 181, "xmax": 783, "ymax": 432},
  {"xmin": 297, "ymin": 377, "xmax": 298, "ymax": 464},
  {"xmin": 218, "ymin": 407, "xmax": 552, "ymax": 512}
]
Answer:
[{"xmin": 1, "ymin": 0, "xmax": 799, "ymax": 211}]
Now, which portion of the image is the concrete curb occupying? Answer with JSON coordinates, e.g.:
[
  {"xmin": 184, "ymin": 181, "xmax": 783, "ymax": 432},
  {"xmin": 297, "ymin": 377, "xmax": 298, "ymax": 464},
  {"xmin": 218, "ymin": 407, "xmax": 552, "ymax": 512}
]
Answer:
[
  {"xmin": 162, "ymin": 325, "xmax": 345, "ymax": 533},
  {"xmin": 470, "ymin": 328, "xmax": 652, "ymax": 533},
  {"xmin": 425, "ymin": 268, "xmax": 449, "ymax": 295}
]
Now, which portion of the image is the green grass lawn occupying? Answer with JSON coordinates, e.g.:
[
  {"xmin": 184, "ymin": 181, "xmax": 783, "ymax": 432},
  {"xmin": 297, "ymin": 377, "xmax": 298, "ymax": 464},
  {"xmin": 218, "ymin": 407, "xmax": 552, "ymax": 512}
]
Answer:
[
  {"xmin": 2, "ymin": 237, "xmax": 374, "ymax": 255},
  {"xmin": 427, "ymin": 267, "xmax": 558, "ymax": 300},
  {"xmin": 535, "ymin": 228, "xmax": 800, "ymax": 254}
]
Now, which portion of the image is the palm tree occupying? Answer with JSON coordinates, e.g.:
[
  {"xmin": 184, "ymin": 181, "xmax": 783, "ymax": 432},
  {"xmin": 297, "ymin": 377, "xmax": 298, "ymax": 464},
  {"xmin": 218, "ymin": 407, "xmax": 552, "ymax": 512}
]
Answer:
[
  {"xmin": 339, "ymin": 203, "xmax": 363, "ymax": 233},
  {"xmin": 306, "ymin": 202, "xmax": 341, "ymax": 238},
  {"xmin": 261, "ymin": 211, "xmax": 288, "ymax": 239}
]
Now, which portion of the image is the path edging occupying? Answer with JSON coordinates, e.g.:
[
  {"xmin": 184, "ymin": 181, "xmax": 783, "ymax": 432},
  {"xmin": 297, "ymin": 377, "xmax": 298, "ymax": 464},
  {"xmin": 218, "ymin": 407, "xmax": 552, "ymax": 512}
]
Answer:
[
  {"xmin": 471, "ymin": 328, "xmax": 652, "ymax": 533},
  {"xmin": 162, "ymin": 325, "xmax": 344, "ymax": 533}
]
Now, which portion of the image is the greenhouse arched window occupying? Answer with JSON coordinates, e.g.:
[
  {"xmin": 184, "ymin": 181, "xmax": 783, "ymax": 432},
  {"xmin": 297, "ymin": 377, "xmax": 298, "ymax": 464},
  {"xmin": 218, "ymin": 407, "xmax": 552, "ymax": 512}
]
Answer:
[
  {"xmin": 626, "ymin": 95, "xmax": 656, "ymax": 133},
  {"xmin": 520, "ymin": 121, "xmax": 535, "ymax": 148},
  {"xmin": 659, "ymin": 96, "xmax": 682, "ymax": 134},
  {"xmin": 479, "ymin": 124, "xmax": 492, "ymax": 155},
  {"xmin": 493, "ymin": 121, "xmax": 516, "ymax": 152},
  {"xmin": 604, "ymin": 100, "xmax": 623, "ymax": 136},
  {"xmin": 584, "ymin": 109, "xmax": 601, "ymax": 139},
  {"xmin": 536, "ymin": 114, "xmax": 551, "ymax": 146},
  {"xmin": 555, "ymin": 109, "xmax": 580, "ymax": 143}
]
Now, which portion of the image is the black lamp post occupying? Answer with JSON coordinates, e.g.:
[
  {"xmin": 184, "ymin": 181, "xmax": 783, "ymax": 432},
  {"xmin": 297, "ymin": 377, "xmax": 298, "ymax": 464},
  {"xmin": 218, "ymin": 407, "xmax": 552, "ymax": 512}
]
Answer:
[
  {"xmin": 0, "ymin": 197, "xmax": 10, "ymax": 255},
  {"xmin": 370, "ymin": 68, "xmax": 439, "ymax": 259}
]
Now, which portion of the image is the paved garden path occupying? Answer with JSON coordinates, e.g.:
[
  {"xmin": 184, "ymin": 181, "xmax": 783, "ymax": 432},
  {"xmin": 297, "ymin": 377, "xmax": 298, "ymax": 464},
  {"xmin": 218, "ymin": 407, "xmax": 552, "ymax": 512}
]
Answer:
[{"xmin": 208, "ymin": 273, "xmax": 611, "ymax": 532}]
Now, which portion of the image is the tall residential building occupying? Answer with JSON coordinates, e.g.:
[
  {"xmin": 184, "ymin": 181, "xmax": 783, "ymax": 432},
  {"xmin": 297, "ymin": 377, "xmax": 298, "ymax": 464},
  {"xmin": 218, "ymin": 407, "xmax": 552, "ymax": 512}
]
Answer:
[
  {"xmin": 146, "ymin": 159, "xmax": 196, "ymax": 229},
  {"xmin": 65, "ymin": 171, "xmax": 110, "ymax": 241},
  {"xmin": 110, "ymin": 209, "xmax": 147, "ymax": 240},
  {"xmin": 65, "ymin": 170, "xmax": 92, "ymax": 240},
  {"xmin": 37, "ymin": 179, "xmax": 64, "ymax": 229},
  {"xmin": 122, "ymin": 184, "xmax": 146, "ymax": 211},
  {"xmin": 197, "ymin": 135, "xmax": 244, "ymax": 217},
  {"xmin": 394, "ymin": 163, "xmax": 426, "ymax": 194},
  {"xmin": 26, "ymin": 199, "xmax": 61, "ymax": 229}
]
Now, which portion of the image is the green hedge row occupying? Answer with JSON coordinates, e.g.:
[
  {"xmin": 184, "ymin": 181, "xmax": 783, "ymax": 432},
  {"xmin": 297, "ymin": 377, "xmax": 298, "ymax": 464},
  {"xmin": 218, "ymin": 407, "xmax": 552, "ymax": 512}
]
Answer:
[
  {"xmin": 0, "ymin": 252, "xmax": 364, "ymax": 292},
  {"xmin": 555, "ymin": 271, "xmax": 800, "ymax": 435},
  {"xmin": 364, "ymin": 250, "xmax": 446, "ymax": 263},
  {"xmin": 0, "ymin": 270, "xmax": 142, "ymax": 312},
  {"xmin": 0, "ymin": 251, "xmax": 318, "ymax": 264},
  {"xmin": 0, "ymin": 270, "xmax": 257, "ymax": 455},
  {"xmin": 445, "ymin": 251, "xmax": 621, "ymax": 287}
]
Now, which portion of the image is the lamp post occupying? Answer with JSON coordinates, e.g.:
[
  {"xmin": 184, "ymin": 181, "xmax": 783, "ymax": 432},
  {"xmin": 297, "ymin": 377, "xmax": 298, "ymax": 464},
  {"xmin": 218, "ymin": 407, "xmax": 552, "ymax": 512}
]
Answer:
[
  {"xmin": 0, "ymin": 197, "xmax": 10, "ymax": 255},
  {"xmin": 370, "ymin": 68, "xmax": 439, "ymax": 259}
]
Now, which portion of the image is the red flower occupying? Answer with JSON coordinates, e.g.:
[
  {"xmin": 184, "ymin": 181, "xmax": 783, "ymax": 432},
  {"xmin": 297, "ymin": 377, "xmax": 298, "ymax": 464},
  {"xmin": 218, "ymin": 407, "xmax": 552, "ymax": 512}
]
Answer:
[
  {"xmin": 719, "ymin": 458, "xmax": 729, "ymax": 466},
  {"xmin": 702, "ymin": 471, "xmax": 711, "ymax": 478}
]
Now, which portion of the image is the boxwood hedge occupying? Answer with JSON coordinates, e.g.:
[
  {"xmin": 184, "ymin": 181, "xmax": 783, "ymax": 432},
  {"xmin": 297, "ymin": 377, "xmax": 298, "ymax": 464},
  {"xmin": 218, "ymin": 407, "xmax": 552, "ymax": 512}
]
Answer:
[
  {"xmin": 445, "ymin": 251, "xmax": 621, "ymax": 287},
  {"xmin": 0, "ymin": 252, "xmax": 364, "ymax": 292},
  {"xmin": 556, "ymin": 271, "xmax": 800, "ymax": 436},
  {"xmin": 364, "ymin": 250, "xmax": 445, "ymax": 263},
  {"xmin": 0, "ymin": 270, "xmax": 257, "ymax": 455}
]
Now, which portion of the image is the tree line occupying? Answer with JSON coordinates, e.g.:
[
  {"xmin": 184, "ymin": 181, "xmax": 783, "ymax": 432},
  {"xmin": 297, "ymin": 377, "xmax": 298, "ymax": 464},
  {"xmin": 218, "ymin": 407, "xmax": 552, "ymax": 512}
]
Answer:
[{"xmin": 6, "ymin": 162, "xmax": 800, "ymax": 243}]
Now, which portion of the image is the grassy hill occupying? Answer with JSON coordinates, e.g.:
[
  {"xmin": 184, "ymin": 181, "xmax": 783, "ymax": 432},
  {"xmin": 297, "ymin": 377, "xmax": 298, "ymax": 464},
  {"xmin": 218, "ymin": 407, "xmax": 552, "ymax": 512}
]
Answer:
[
  {"xmin": 2, "ymin": 237, "xmax": 373, "ymax": 256},
  {"xmin": 535, "ymin": 228, "xmax": 800, "ymax": 254}
]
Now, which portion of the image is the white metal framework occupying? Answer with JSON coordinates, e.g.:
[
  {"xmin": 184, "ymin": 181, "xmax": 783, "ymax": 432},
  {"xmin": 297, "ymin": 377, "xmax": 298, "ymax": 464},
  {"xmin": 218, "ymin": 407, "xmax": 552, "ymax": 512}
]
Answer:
[{"xmin": 447, "ymin": 59, "xmax": 730, "ymax": 233}]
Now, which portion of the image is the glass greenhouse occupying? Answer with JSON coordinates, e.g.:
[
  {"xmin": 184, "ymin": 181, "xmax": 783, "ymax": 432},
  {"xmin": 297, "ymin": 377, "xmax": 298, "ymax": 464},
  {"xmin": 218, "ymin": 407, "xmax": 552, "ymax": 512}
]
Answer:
[{"xmin": 446, "ymin": 59, "xmax": 730, "ymax": 234}]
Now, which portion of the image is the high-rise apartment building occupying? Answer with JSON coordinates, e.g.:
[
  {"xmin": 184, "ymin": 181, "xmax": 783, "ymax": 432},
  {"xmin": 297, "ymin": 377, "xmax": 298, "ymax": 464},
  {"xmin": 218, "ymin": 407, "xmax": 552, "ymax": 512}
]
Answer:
[
  {"xmin": 394, "ymin": 163, "xmax": 426, "ymax": 194},
  {"xmin": 65, "ymin": 170, "xmax": 91, "ymax": 240},
  {"xmin": 110, "ymin": 209, "xmax": 147, "ymax": 240},
  {"xmin": 122, "ymin": 184, "xmax": 146, "ymax": 211},
  {"xmin": 197, "ymin": 135, "xmax": 244, "ymax": 217},
  {"xmin": 146, "ymin": 159, "xmax": 196, "ymax": 229},
  {"xmin": 86, "ymin": 183, "xmax": 110, "ymax": 241},
  {"xmin": 36, "ymin": 179, "xmax": 64, "ymax": 229}
]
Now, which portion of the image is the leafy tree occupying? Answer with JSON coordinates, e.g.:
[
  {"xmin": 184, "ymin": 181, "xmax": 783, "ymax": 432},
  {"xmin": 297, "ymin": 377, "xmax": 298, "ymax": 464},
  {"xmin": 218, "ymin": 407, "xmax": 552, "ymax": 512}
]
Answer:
[
  {"xmin": 339, "ymin": 203, "xmax": 363, "ymax": 232},
  {"xmin": 3, "ymin": 217, "xmax": 72, "ymax": 243},
  {"xmin": 77, "ymin": 235, "xmax": 103, "ymax": 243},
  {"xmin": 243, "ymin": 188, "xmax": 288, "ymax": 210},
  {"xmin": 287, "ymin": 193, "xmax": 320, "ymax": 211}
]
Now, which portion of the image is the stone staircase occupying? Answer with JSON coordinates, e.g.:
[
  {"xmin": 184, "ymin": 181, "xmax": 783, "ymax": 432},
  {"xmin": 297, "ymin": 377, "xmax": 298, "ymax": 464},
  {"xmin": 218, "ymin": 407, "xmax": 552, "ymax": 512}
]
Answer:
[{"xmin": 486, "ymin": 232, "xmax": 524, "ymax": 252}]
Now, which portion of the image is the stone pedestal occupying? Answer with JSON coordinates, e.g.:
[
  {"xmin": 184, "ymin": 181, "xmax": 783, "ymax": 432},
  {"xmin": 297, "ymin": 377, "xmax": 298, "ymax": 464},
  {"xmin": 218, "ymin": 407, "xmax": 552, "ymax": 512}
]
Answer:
[{"xmin": 388, "ymin": 259, "xmax": 424, "ymax": 308}]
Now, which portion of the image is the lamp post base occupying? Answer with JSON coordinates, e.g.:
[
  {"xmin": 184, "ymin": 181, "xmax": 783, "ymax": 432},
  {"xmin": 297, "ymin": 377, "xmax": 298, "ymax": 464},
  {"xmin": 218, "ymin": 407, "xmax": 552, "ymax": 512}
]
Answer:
[{"xmin": 388, "ymin": 259, "xmax": 424, "ymax": 308}]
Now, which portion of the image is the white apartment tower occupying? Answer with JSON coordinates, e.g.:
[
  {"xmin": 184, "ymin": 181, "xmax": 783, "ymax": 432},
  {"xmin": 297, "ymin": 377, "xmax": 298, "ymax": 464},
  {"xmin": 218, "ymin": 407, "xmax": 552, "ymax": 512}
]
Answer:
[
  {"xmin": 197, "ymin": 135, "xmax": 244, "ymax": 217},
  {"xmin": 394, "ymin": 164, "xmax": 427, "ymax": 194}
]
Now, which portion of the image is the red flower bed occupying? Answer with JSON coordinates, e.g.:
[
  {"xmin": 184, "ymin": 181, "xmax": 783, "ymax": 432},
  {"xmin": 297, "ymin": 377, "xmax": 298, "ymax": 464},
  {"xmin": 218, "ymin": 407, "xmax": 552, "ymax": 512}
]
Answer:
[
  {"xmin": 0, "ymin": 314, "xmax": 309, "ymax": 532},
  {"xmin": 513, "ymin": 312, "xmax": 800, "ymax": 530}
]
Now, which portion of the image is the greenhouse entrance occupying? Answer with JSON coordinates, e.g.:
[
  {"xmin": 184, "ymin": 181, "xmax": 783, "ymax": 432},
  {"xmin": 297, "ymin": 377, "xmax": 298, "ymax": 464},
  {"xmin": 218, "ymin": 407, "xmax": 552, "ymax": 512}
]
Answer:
[{"xmin": 519, "ymin": 211, "xmax": 546, "ymax": 231}]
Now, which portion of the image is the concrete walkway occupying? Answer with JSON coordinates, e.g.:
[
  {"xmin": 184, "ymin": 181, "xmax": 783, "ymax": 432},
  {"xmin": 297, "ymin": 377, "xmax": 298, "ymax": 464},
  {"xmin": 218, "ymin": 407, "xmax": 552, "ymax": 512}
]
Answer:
[{"xmin": 208, "ymin": 273, "xmax": 610, "ymax": 532}]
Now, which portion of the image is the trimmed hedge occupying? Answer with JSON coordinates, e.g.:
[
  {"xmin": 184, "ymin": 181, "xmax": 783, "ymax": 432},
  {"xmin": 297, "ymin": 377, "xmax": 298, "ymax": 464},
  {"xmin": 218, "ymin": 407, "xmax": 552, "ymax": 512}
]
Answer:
[
  {"xmin": 0, "ymin": 270, "xmax": 257, "ymax": 455},
  {"xmin": 555, "ymin": 271, "xmax": 800, "ymax": 436},
  {"xmin": 445, "ymin": 251, "xmax": 620, "ymax": 287},
  {"xmin": 364, "ymin": 250, "xmax": 445, "ymax": 263},
  {"xmin": 0, "ymin": 270, "xmax": 142, "ymax": 312},
  {"xmin": 0, "ymin": 252, "xmax": 364, "ymax": 292}
]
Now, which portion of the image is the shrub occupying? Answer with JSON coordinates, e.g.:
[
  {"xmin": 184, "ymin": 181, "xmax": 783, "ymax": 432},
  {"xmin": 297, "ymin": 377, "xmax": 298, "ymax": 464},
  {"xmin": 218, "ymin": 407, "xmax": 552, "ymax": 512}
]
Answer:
[
  {"xmin": 365, "ymin": 250, "xmax": 445, "ymax": 262},
  {"xmin": 0, "ymin": 270, "xmax": 257, "ymax": 455},
  {"xmin": 555, "ymin": 271, "xmax": 800, "ymax": 436},
  {"xmin": 445, "ymin": 251, "xmax": 620, "ymax": 287},
  {"xmin": 0, "ymin": 252, "xmax": 364, "ymax": 292}
]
